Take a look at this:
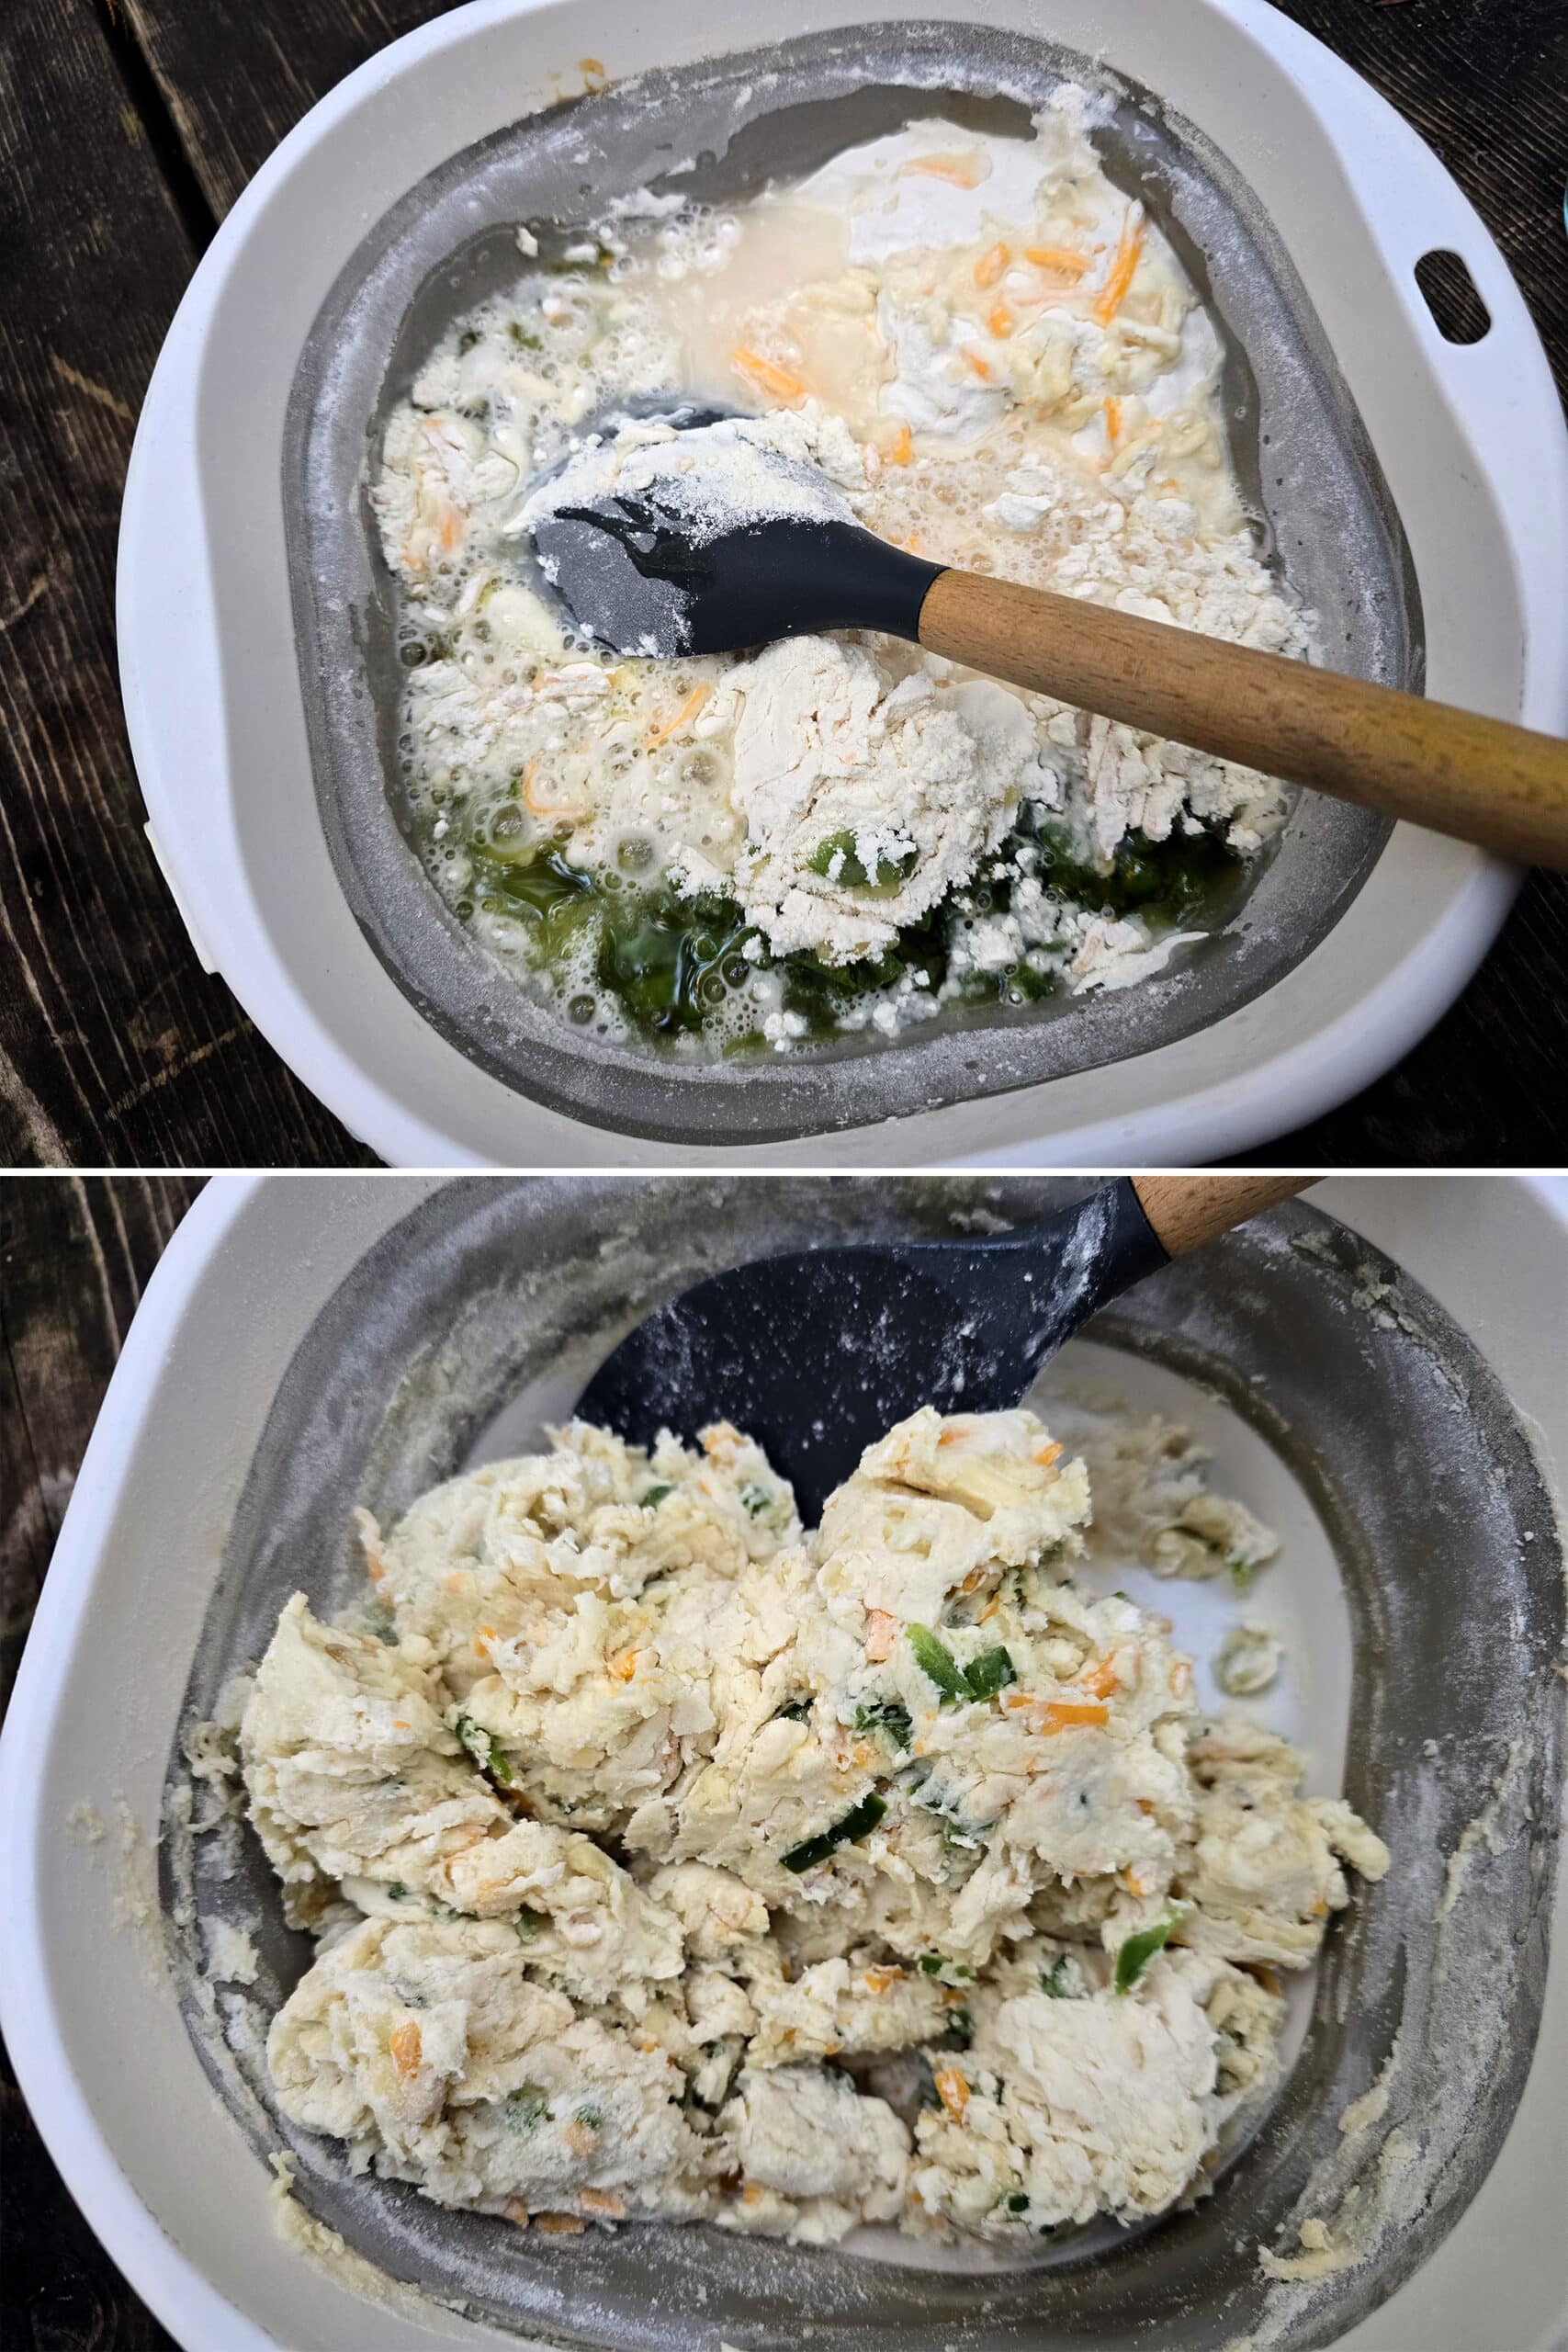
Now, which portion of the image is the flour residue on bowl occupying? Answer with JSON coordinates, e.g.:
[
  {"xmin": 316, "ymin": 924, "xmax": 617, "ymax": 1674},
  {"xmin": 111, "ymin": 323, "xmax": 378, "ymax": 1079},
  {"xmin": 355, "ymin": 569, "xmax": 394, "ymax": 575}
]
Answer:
[{"xmin": 372, "ymin": 85, "xmax": 1308, "ymax": 1058}]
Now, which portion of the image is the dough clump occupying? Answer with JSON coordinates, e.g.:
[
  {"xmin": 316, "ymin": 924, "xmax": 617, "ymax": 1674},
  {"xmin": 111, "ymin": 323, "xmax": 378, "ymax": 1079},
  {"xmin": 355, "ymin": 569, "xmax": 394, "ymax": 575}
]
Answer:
[{"xmin": 241, "ymin": 1408, "xmax": 1386, "ymax": 2245}]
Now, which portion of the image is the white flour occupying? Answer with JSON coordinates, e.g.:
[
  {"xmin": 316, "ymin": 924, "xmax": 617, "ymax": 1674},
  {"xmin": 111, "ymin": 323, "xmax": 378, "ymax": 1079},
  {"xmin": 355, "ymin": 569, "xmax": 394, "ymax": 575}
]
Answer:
[
  {"xmin": 526, "ymin": 413, "xmax": 860, "ymax": 558},
  {"xmin": 717, "ymin": 640, "xmax": 1043, "ymax": 961}
]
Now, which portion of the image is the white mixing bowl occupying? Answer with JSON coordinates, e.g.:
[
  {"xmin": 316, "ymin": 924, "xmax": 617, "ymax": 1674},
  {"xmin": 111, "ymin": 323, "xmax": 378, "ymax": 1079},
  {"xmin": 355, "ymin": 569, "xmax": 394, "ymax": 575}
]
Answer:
[
  {"xmin": 2, "ymin": 1176, "xmax": 1564, "ymax": 2349},
  {"xmin": 119, "ymin": 0, "xmax": 1568, "ymax": 1165}
]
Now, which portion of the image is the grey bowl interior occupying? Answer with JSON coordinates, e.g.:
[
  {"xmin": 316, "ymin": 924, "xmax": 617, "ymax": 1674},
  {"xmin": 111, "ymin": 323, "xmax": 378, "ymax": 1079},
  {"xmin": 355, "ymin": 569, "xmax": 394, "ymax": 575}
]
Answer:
[
  {"xmin": 163, "ymin": 1179, "xmax": 1560, "ymax": 2352},
  {"xmin": 286, "ymin": 23, "xmax": 1417, "ymax": 1148}
]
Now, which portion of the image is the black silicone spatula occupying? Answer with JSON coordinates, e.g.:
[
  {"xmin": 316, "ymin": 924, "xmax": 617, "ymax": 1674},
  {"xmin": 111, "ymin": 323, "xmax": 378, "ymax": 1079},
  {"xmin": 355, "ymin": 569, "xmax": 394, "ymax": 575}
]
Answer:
[
  {"xmin": 530, "ymin": 435, "xmax": 1568, "ymax": 867},
  {"xmin": 576, "ymin": 1175, "xmax": 1311, "ymax": 1523}
]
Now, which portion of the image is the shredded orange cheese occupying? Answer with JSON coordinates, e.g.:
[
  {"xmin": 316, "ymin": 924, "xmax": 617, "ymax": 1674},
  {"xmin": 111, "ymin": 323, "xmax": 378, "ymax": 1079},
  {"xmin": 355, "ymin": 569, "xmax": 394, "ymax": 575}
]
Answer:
[
  {"xmin": 646, "ymin": 681, "xmax": 711, "ymax": 749},
  {"xmin": 887, "ymin": 421, "xmax": 913, "ymax": 464},
  {"xmin": 521, "ymin": 759, "xmax": 581, "ymax": 820},
  {"xmin": 987, "ymin": 302, "xmax": 1014, "ymax": 339},
  {"xmin": 864, "ymin": 1609, "xmax": 897, "ymax": 1662},
  {"xmin": 1032, "ymin": 1442, "xmax": 1064, "ymax": 1469},
  {"xmin": 863, "ymin": 1966, "xmax": 905, "ymax": 1994},
  {"xmin": 536, "ymin": 2213, "xmax": 587, "ymax": 2236},
  {"xmin": 974, "ymin": 241, "xmax": 1010, "ymax": 288},
  {"xmin": 961, "ymin": 347, "xmax": 993, "ymax": 380},
  {"xmin": 504, "ymin": 2199, "xmax": 531, "ymax": 2226},
  {"xmin": 898, "ymin": 153, "xmax": 986, "ymax": 188},
  {"xmin": 580, "ymin": 2188, "xmax": 626, "ymax": 2217},
  {"xmin": 1092, "ymin": 209, "xmax": 1147, "ymax": 325},
  {"xmin": 1025, "ymin": 244, "xmax": 1091, "ymax": 277},
  {"xmin": 933, "ymin": 2066, "xmax": 971, "ymax": 2121},
  {"xmin": 608, "ymin": 1646, "xmax": 641, "ymax": 1682},
  {"xmin": 1103, "ymin": 395, "xmax": 1122, "ymax": 446},
  {"xmin": 1004, "ymin": 1694, "xmax": 1111, "ymax": 1733},
  {"xmin": 731, "ymin": 346, "xmax": 808, "ymax": 404},
  {"xmin": 1080, "ymin": 1651, "xmax": 1128, "ymax": 1700},
  {"xmin": 389, "ymin": 2022, "xmax": 423, "ymax": 2079}
]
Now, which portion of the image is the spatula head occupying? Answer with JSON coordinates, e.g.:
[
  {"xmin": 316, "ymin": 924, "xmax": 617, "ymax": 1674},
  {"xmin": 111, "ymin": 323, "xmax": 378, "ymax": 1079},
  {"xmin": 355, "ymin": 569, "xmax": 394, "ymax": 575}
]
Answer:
[
  {"xmin": 575, "ymin": 1184, "xmax": 1168, "ymax": 1521},
  {"xmin": 528, "ymin": 457, "xmax": 942, "ymax": 658}
]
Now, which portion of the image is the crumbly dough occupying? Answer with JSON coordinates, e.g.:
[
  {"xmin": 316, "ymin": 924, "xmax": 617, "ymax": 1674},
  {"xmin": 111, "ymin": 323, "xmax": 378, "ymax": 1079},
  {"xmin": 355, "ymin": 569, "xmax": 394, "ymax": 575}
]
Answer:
[
  {"xmin": 241, "ymin": 1408, "xmax": 1387, "ymax": 2246},
  {"xmin": 373, "ymin": 84, "xmax": 1307, "ymax": 1047}
]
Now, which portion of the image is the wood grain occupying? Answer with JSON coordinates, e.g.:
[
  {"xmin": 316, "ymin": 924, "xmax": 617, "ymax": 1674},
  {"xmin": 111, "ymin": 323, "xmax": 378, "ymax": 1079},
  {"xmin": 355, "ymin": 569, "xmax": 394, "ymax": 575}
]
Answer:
[
  {"xmin": 0, "ymin": 1179, "xmax": 199, "ymax": 2352},
  {"xmin": 1, "ymin": 0, "xmax": 1564, "ymax": 1169},
  {"xmin": 1132, "ymin": 1174, "xmax": 1314, "ymax": 1258},
  {"xmin": 919, "ymin": 571, "xmax": 1568, "ymax": 867},
  {"xmin": 0, "ymin": 0, "xmax": 377, "ymax": 1170},
  {"xmin": 121, "ymin": 0, "xmax": 460, "ymax": 218}
]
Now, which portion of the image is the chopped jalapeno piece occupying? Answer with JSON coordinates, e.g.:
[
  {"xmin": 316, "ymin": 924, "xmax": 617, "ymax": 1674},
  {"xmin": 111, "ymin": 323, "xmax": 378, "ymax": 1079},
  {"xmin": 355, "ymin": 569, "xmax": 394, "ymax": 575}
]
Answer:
[
  {"xmin": 740, "ymin": 1482, "xmax": 773, "ymax": 1517},
  {"xmin": 963, "ymin": 1645, "xmax": 1017, "ymax": 1701},
  {"xmin": 456, "ymin": 1712, "xmax": 514, "ymax": 1786},
  {"xmin": 1040, "ymin": 1953, "xmax": 1083, "ymax": 1998},
  {"xmin": 1114, "ymin": 1907, "xmax": 1187, "ymax": 1995},
  {"xmin": 782, "ymin": 1791, "xmax": 887, "ymax": 1873},
  {"xmin": 853, "ymin": 1699, "xmax": 913, "ymax": 1749},
  {"xmin": 807, "ymin": 830, "xmax": 918, "ymax": 889},
  {"xmin": 514, "ymin": 1905, "xmax": 546, "ymax": 1942},
  {"xmin": 1007, "ymin": 2192, "xmax": 1030, "ymax": 2214},
  {"xmin": 503, "ymin": 2087, "xmax": 549, "ymax": 2132},
  {"xmin": 908, "ymin": 1623, "xmax": 969, "ymax": 1704},
  {"xmin": 639, "ymin": 1483, "xmax": 674, "ymax": 1509}
]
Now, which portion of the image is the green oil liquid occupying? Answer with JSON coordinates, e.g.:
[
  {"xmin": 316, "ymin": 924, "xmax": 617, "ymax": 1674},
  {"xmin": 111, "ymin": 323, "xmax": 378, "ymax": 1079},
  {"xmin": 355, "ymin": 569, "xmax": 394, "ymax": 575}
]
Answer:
[{"xmin": 459, "ymin": 808, "xmax": 1244, "ymax": 1052}]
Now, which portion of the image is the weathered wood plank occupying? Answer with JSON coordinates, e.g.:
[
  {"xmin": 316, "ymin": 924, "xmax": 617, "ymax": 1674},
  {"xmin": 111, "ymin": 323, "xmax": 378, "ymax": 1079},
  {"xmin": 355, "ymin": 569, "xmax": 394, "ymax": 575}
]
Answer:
[
  {"xmin": 0, "ymin": 1176, "xmax": 199, "ymax": 2352},
  {"xmin": 124, "ymin": 0, "xmax": 460, "ymax": 219},
  {"xmin": 0, "ymin": 0, "xmax": 377, "ymax": 1168}
]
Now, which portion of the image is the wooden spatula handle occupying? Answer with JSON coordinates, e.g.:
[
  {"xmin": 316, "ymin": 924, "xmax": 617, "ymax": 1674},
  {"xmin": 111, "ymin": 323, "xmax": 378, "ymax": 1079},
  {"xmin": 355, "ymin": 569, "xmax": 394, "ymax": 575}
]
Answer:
[
  {"xmin": 1132, "ymin": 1175, "xmax": 1314, "ymax": 1258},
  {"xmin": 918, "ymin": 569, "xmax": 1568, "ymax": 868}
]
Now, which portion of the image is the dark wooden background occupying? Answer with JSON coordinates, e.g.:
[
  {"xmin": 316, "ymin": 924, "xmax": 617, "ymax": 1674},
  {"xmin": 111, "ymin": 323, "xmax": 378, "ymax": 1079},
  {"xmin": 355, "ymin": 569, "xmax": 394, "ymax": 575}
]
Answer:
[
  {"xmin": 1, "ymin": 0, "xmax": 1565, "ymax": 1170},
  {"xmin": 1, "ymin": 1181, "xmax": 202, "ymax": 2351}
]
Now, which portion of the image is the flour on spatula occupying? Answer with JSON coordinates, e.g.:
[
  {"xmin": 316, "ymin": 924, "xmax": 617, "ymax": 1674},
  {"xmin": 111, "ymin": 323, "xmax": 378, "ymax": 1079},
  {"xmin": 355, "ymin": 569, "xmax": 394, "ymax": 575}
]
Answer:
[{"xmin": 522, "ymin": 410, "xmax": 862, "ymax": 657}]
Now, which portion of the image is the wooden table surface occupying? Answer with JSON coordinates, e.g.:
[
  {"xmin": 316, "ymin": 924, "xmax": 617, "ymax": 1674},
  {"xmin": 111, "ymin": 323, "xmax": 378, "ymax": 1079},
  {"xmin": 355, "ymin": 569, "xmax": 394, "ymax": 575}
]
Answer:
[
  {"xmin": 1, "ymin": 1181, "xmax": 202, "ymax": 2352},
  {"xmin": 4, "ymin": 0, "xmax": 1565, "ymax": 1172}
]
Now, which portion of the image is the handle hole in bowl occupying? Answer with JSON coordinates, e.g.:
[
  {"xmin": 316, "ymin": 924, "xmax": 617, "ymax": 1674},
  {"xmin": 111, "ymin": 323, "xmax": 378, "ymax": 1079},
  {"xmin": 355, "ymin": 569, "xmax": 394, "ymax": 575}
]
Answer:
[{"xmin": 1415, "ymin": 249, "xmax": 1492, "ymax": 345}]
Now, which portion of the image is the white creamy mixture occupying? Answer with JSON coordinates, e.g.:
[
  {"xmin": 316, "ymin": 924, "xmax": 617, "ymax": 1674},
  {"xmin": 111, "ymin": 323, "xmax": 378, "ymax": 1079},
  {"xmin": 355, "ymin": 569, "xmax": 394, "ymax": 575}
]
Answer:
[
  {"xmin": 374, "ymin": 86, "xmax": 1307, "ymax": 1055},
  {"xmin": 239, "ymin": 1403, "xmax": 1386, "ymax": 2247}
]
